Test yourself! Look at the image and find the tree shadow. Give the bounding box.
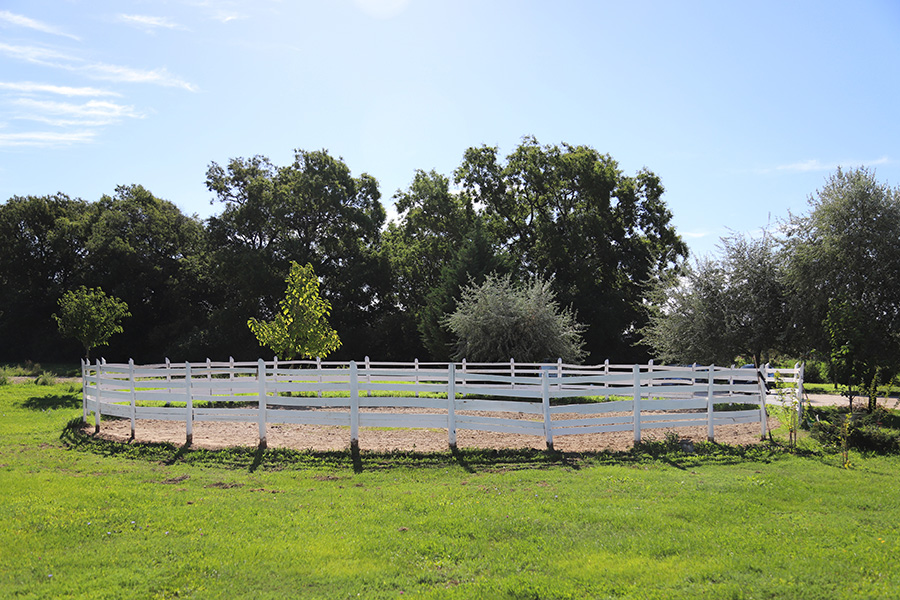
[21,393,81,411]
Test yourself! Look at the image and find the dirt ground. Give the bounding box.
[87,407,780,453]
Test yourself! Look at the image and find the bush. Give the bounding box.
[809,407,900,454]
[35,372,57,386]
[443,274,586,363]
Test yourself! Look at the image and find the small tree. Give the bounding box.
[53,286,130,361]
[443,273,586,363]
[247,261,341,359]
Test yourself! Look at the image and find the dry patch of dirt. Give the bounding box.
[87,406,779,453]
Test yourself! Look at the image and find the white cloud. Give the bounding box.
[678,230,709,239]
[0,81,121,97]
[0,42,197,92]
[0,130,96,147]
[0,10,80,40]
[774,156,892,173]
[13,98,144,126]
[117,14,184,31]
[81,63,198,92]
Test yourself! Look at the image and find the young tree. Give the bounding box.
[247,262,341,359]
[443,273,586,363]
[783,167,900,410]
[53,286,130,361]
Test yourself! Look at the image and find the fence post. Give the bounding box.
[632,364,641,443]
[257,358,267,449]
[350,361,360,452]
[447,363,457,450]
[556,358,563,391]
[207,357,212,396]
[510,357,515,390]
[461,358,467,386]
[129,358,136,440]
[707,365,715,442]
[81,359,88,424]
[185,362,193,446]
[604,359,610,400]
[415,358,420,398]
[317,356,323,397]
[95,359,102,434]
[164,357,172,407]
[757,364,769,439]
[542,370,553,451]
[796,362,805,421]
[365,356,371,397]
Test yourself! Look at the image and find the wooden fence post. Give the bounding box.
[757,364,769,440]
[447,363,457,450]
[95,359,102,434]
[317,356,322,398]
[258,358,267,449]
[81,359,88,424]
[556,358,563,391]
[350,361,359,451]
[129,358,136,440]
[632,364,641,443]
[707,365,715,442]
[542,370,553,451]
[185,362,193,446]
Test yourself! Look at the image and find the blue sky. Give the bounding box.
[1,0,898,258]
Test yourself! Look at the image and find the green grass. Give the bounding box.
[2,382,899,599]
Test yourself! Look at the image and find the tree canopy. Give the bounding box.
[247,262,341,360]
[53,286,130,360]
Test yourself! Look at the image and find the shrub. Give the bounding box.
[35,372,57,386]
[443,274,586,363]
[809,407,900,454]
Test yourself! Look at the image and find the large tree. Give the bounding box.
[53,286,130,361]
[454,137,687,362]
[204,149,390,359]
[641,231,789,366]
[0,194,89,361]
[783,167,900,410]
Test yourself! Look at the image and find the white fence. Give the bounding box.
[80,358,800,450]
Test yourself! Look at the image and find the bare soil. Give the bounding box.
[87,407,780,453]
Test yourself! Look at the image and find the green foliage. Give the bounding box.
[809,406,900,455]
[52,286,130,360]
[642,230,788,366]
[444,273,586,363]
[247,261,341,359]
[784,167,900,411]
[455,137,687,362]
[34,372,56,386]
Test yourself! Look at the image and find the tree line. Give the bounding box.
[641,167,900,411]
[0,137,687,365]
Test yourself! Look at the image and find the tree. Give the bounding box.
[783,167,900,411]
[443,273,586,363]
[454,137,687,362]
[0,194,88,361]
[247,262,341,359]
[641,231,789,366]
[204,149,388,359]
[53,286,130,360]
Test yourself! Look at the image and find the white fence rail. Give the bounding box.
[81,358,799,450]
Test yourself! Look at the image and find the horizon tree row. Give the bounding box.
[0,137,688,364]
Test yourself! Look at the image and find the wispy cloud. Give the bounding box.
[0,81,121,97]
[0,10,80,40]
[81,63,197,91]
[773,156,893,173]
[117,14,184,31]
[0,130,96,148]
[0,42,197,92]
[13,98,144,127]
[679,230,709,240]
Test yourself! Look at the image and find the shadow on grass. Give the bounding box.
[21,393,81,411]
[59,417,793,472]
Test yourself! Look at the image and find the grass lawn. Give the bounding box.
[1,381,898,599]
